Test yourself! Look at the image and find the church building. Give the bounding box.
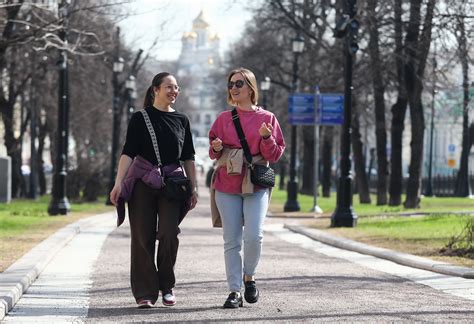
[176,10,223,138]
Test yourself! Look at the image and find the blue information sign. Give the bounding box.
[288,93,315,125]
[317,93,344,125]
[288,92,344,125]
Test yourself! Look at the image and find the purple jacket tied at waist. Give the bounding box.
[116,155,191,227]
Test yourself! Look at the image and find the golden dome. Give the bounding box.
[182,31,197,39]
[192,10,210,29]
[209,33,220,41]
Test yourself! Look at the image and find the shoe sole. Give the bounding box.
[137,303,153,309]
[244,280,259,304]
[223,300,243,308]
[244,295,258,303]
[244,290,259,303]
[163,301,176,307]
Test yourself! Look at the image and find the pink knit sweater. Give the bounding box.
[209,107,286,194]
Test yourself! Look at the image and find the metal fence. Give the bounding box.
[366,174,474,197]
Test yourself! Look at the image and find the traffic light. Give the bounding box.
[334,14,350,38]
[348,18,359,55]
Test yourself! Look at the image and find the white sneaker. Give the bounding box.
[162,289,176,306]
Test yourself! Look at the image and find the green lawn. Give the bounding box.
[352,214,472,243]
[270,185,474,267]
[269,185,474,216]
[0,195,113,237]
[0,196,114,272]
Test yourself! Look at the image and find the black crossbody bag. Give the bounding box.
[231,108,275,188]
[141,110,193,201]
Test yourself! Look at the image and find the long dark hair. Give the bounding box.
[143,72,171,108]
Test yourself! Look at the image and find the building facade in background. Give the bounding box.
[176,10,223,138]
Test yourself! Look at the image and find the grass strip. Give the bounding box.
[0,196,114,272]
[269,185,474,267]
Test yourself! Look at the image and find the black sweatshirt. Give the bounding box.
[121,106,195,166]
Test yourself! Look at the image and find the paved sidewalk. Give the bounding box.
[1,184,473,321]
[285,224,474,279]
[0,212,116,321]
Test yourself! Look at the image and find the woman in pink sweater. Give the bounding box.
[209,68,285,308]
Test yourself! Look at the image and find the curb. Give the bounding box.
[284,224,474,279]
[267,211,330,219]
[0,212,115,321]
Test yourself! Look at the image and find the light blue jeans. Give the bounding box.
[215,189,269,292]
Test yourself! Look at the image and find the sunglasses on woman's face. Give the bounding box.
[227,80,245,90]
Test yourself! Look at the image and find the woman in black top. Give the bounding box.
[109,72,198,308]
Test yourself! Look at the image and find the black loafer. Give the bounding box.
[223,292,243,308]
[244,280,259,303]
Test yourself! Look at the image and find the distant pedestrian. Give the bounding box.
[205,162,216,188]
[109,72,198,309]
[208,68,285,308]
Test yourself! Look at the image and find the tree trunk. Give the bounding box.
[0,3,26,198]
[404,95,424,208]
[1,94,24,198]
[389,0,408,206]
[37,117,49,195]
[389,98,407,206]
[351,97,371,203]
[403,0,435,208]
[470,123,474,144]
[454,12,472,197]
[367,0,388,205]
[321,126,334,197]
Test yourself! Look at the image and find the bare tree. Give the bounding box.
[0,0,31,197]
[446,0,473,197]
[366,0,389,205]
[0,0,150,199]
[403,0,436,208]
[389,0,408,206]
[351,95,371,203]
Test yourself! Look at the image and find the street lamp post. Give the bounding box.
[126,75,137,123]
[29,51,38,200]
[260,76,271,110]
[425,89,437,197]
[425,48,437,197]
[312,86,323,213]
[106,29,124,205]
[284,34,305,212]
[48,0,71,215]
[331,0,358,227]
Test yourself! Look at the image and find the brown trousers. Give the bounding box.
[128,180,181,303]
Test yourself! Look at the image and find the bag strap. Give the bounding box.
[140,109,162,166]
[231,108,253,165]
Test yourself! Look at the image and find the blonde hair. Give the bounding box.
[226,68,259,106]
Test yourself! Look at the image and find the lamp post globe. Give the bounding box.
[126,75,137,122]
[284,34,305,212]
[113,57,124,73]
[125,74,136,91]
[261,76,271,91]
[260,76,270,109]
[292,35,305,54]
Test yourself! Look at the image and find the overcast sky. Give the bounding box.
[119,0,259,61]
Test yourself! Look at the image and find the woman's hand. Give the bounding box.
[259,122,273,139]
[211,137,223,152]
[109,182,122,206]
[189,190,198,210]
